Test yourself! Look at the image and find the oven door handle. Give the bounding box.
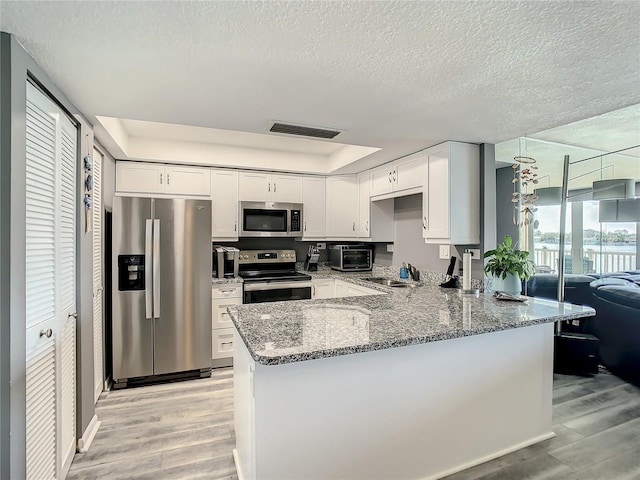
[243,281,313,292]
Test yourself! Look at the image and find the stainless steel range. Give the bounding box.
[239,249,313,304]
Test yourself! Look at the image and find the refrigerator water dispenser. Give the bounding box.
[118,255,145,291]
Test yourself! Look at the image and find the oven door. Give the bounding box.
[243,281,312,304]
[341,250,372,271]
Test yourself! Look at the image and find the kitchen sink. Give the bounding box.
[362,277,422,288]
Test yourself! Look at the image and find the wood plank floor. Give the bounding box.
[69,367,640,479]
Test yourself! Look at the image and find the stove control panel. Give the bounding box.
[239,249,297,263]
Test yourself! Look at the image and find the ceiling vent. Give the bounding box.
[269,122,341,139]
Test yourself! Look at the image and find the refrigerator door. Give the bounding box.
[112,197,154,380]
[153,199,212,375]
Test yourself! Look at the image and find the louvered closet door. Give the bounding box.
[92,148,104,403]
[25,82,78,480]
[58,116,77,477]
[25,83,58,480]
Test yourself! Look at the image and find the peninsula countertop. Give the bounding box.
[227,273,596,366]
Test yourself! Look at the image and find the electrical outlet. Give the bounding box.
[386,244,394,253]
[439,244,450,259]
[316,242,326,250]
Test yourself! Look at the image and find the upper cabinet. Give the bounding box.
[211,169,239,240]
[116,162,211,197]
[326,175,358,238]
[370,152,425,198]
[302,176,326,238]
[422,142,480,245]
[238,171,302,203]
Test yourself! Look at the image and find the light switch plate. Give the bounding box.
[386,244,394,252]
[316,242,326,250]
[439,244,450,259]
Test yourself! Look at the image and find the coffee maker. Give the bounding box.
[213,246,240,278]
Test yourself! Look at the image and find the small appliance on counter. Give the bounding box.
[329,245,373,272]
[213,245,240,278]
[304,245,320,271]
[439,256,460,288]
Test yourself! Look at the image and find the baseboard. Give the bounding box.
[77,414,102,453]
[426,431,556,480]
[232,449,246,480]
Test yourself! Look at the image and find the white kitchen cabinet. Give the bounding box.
[357,172,394,242]
[370,152,425,198]
[302,176,326,238]
[211,169,239,240]
[357,172,371,238]
[116,161,210,197]
[212,283,243,367]
[238,171,302,203]
[311,278,335,299]
[212,328,235,360]
[422,141,480,245]
[326,175,358,238]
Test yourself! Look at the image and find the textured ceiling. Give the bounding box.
[2,0,639,172]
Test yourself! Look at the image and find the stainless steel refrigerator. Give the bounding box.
[112,197,212,387]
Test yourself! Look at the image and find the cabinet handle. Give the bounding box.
[40,328,53,338]
[268,182,271,192]
[160,173,163,184]
[304,221,307,232]
[353,221,356,231]
[68,312,77,319]
[220,289,235,294]
[393,170,396,182]
[274,182,276,193]
[313,285,316,296]
[423,216,427,230]
[388,172,392,183]
[366,221,369,232]
[167,173,170,185]
[221,342,233,346]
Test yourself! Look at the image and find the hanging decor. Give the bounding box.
[83,133,93,233]
[511,136,539,228]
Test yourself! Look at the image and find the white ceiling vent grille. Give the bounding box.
[269,122,341,139]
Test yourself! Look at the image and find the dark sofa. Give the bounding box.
[525,271,640,382]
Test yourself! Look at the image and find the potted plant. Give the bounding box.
[483,235,535,294]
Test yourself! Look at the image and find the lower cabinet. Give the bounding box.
[212,283,243,367]
[312,278,335,299]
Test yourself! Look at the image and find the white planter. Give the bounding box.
[490,273,522,295]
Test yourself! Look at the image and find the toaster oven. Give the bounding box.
[328,245,373,272]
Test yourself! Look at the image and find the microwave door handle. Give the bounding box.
[145,219,153,319]
[153,219,161,318]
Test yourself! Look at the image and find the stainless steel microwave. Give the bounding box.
[329,245,373,272]
[240,202,303,237]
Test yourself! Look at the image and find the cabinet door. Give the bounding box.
[302,176,326,237]
[326,176,358,237]
[165,165,211,196]
[272,173,302,203]
[238,171,271,201]
[312,279,335,299]
[395,154,425,192]
[370,164,394,197]
[424,151,450,240]
[212,328,235,360]
[357,172,371,238]
[116,162,164,194]
[211,169,239,239]
[212,297,242,329]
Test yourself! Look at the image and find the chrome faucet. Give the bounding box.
[407,263,419,282]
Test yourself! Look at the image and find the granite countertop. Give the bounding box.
[227,273,596,366]
[212,276,243,285]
